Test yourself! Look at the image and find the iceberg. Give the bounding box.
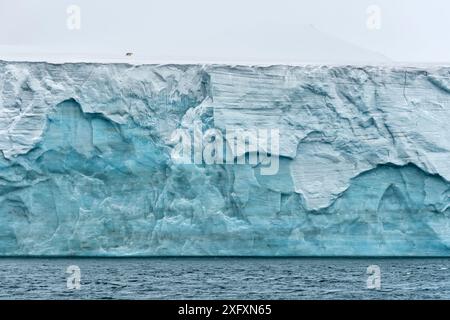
[0,60,449,256]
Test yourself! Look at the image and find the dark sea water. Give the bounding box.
[0,258,449,300]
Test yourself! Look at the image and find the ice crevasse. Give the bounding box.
[0,60,449,256]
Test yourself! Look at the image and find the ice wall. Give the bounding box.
[0,60,449,256]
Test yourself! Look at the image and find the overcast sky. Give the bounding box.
[0,0,449,64]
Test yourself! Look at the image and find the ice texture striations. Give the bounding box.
[0,61,450,256]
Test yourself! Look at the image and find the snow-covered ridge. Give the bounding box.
[0,60,449,256]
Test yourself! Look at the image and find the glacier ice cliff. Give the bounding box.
[0,60,449,256]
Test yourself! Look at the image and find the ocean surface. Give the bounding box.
[0,258,449,299]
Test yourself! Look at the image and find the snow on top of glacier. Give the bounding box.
[0,24,391,66]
